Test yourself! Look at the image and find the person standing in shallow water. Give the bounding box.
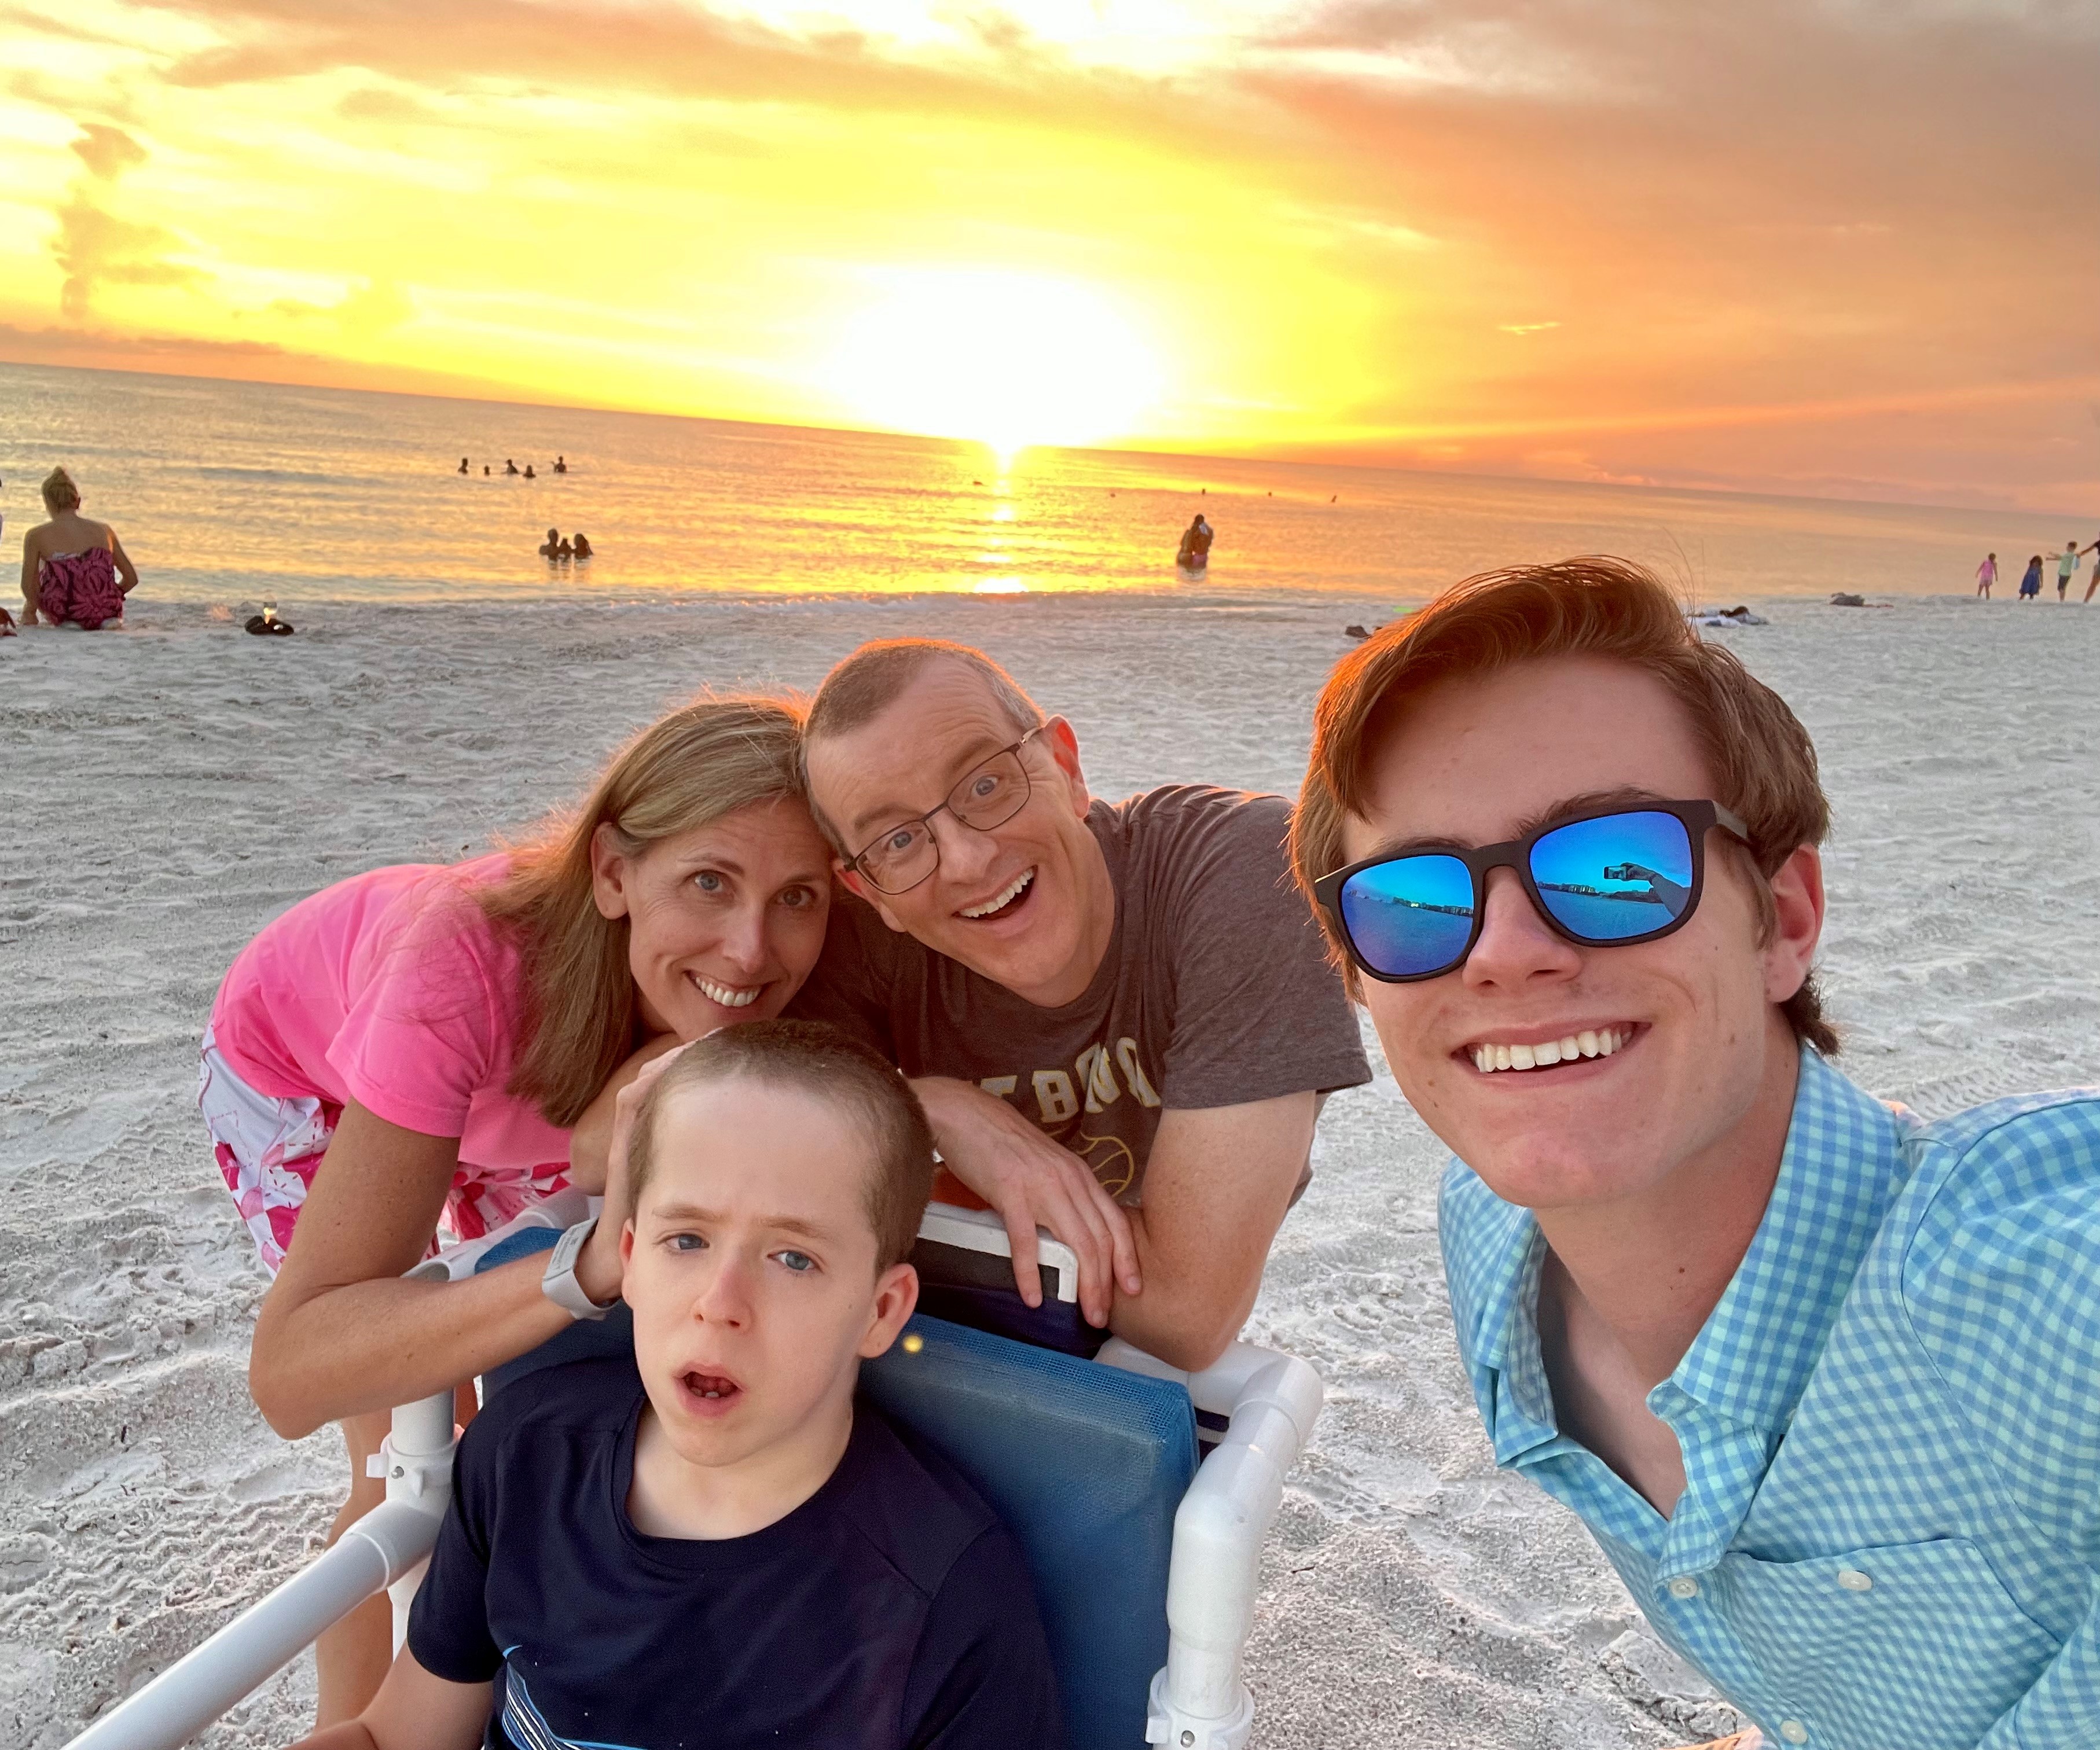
[19,466,138,630]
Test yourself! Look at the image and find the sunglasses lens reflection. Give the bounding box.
[1530,811,1694,942]
[1341,853,1475,979]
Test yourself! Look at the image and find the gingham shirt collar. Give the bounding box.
[1462,1047,1911,1478]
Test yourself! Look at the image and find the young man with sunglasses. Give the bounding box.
[792,639,1369,1370]
[1292,558,2100,1750]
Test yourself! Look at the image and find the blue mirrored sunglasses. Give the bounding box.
[1312,800,1753,983]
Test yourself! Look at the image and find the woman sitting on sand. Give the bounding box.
[18,466,138,630]
[200,697,834,1725]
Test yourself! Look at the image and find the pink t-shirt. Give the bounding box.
[208,856,571,1175]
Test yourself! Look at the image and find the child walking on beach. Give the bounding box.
[292,1021,1062,1750]
[1974,552,1996,597]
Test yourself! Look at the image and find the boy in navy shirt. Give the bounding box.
[297,1020,1063,1750]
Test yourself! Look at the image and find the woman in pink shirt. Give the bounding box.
[200,694,833,1723]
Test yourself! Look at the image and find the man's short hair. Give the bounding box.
[1290,557,1838,1054]
[627,1020,937,1270]
[799,641,1047,850]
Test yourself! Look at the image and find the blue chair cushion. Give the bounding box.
[861,1315,1198,1750]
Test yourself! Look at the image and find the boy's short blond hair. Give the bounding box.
[627,1020,936,1270]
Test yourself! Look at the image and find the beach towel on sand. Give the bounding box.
[38,547,123,629]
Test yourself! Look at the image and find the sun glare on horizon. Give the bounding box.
[824,270,1166,458]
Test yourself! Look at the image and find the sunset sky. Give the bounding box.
[0,0,2092,509]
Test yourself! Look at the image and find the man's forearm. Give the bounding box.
[1103,1208,1260,1371]
[1104,1095,1318,1373]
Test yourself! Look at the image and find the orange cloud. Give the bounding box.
[0,0,2089,509]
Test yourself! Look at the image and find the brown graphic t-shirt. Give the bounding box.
[788,785,1371,1204]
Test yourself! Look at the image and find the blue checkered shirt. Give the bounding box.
[1441,1048,2100,1749]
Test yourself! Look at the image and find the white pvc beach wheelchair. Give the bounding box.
[60,1195,1323,1750]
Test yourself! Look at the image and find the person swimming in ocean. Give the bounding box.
[554,455,568,474]
[458,457,469,475]
[539,528,571,560]
[524,464,537,480]
[570,532,592,559]
[505,459,520,476]
[1176,514,1214,570]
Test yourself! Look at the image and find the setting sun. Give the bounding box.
[823,270,1166,458]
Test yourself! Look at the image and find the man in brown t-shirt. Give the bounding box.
[792,639,1369,1371]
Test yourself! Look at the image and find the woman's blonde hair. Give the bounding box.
[42,467,80,512]
[478,694,809,1127]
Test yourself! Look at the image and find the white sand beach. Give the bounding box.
[3,590,2097,1748]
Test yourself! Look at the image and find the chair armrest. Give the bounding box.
[1096,1339,1323,1750]
[916,1200,1081,1306]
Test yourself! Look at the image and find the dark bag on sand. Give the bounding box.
[245,614,295,635]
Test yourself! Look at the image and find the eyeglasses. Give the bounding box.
[847,727,1046,895]
[1312,800,1752,983]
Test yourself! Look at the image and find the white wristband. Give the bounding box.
[542,1217,613,1321]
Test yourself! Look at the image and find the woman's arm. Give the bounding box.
[291,1648,491,1750]
[111,529,139,594]
[250,1101,613,1438]
[19,527,38,623]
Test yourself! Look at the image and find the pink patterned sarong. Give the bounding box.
[38,546,124,629]
[198,1028,571,1276]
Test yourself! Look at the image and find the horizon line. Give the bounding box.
[0,347,2086,528]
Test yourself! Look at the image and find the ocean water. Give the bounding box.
[0,359,2053,608]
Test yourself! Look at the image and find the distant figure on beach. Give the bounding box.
[1176,514,1214,570]
[18,466,138,631]
[482,465,490,476]
[1294,557,2100,1750]
[2084,534,2099,602]
[554,455,567,473]
[570,531,592,559]
[1975,552,1996,598]
[539,527,570,559]
[505,458,519,476]
[457,457,468,475]
[2018,554,2043,600]
[2055,541,2079,599]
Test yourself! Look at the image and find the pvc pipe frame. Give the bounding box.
[63,1334,1315,1750]
[1097,1338,1325,1750]
[61,1392,457,1750]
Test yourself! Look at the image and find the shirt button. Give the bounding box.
[1780,1721,1809,1744]
[1837,1568,1873,1593]
[1666,1576,1700,1600]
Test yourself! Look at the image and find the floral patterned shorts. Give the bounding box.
[199,1027,570,1276]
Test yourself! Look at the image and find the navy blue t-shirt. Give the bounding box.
[408,1356,1064,1750]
